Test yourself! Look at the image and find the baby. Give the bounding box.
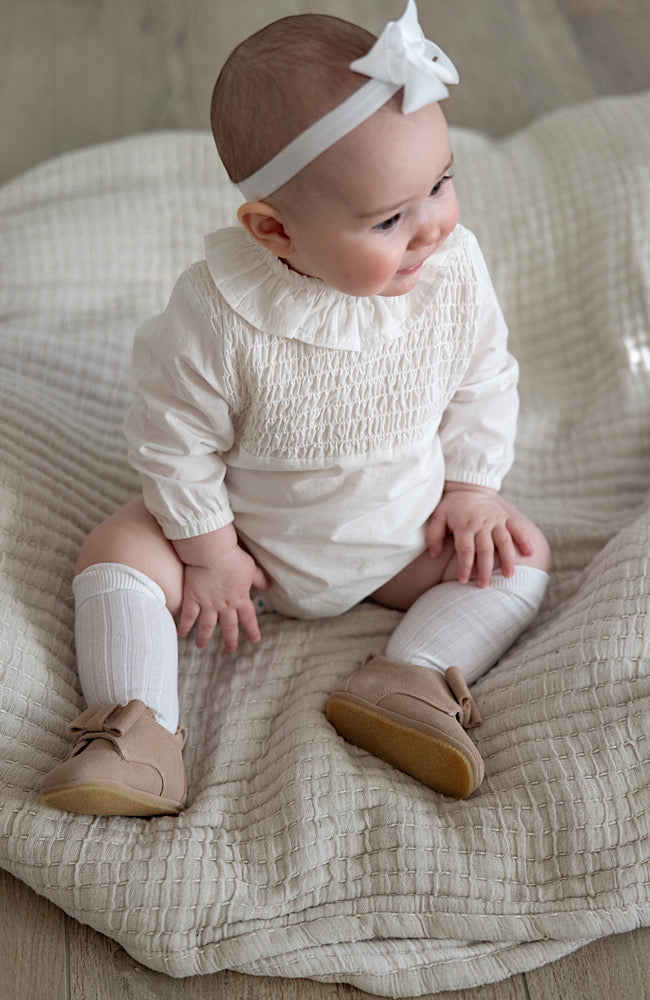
[41,1,550,816]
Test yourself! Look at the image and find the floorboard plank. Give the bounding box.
[0,0,55,183]
[51,0,204,159]
[417,0,599,135]
[524,926,650,1000]
[564,10,650,93]
[0,868,67,1000]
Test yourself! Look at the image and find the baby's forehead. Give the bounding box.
[304,102,451,201]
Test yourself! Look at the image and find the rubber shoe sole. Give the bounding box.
[41,780,184,817]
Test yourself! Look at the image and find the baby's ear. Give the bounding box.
[237,202,292,257]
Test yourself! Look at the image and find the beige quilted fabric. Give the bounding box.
[1,93,648,996]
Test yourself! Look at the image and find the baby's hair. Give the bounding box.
[211,14,377,187]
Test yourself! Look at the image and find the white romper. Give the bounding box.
[124,224,519,618]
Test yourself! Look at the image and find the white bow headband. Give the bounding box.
[238,0,458,201]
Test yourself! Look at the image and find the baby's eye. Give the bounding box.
[373,213,401,233]
[430,174,453,197]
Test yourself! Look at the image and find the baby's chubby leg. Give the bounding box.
[72,497,185,733]
[41,497,188,816]
[75,495,185,615]
[380,503,550,682]
[326,504,551,799]
[371,501,550,611]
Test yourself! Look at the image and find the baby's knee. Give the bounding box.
[76,518,120,575]
[76,497,149,573]
[74,497,184,612]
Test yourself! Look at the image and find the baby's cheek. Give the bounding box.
[358,255,403,295]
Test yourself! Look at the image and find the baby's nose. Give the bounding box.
[409,207,439,250]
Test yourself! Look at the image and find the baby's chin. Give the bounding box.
[376,272,424,298]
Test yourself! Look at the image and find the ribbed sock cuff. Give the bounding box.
[489,566,550,601]
[73,562,166,606]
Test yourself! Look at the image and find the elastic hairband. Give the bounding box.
[238,0,458,201]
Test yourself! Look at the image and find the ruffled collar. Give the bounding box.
[204,225,465,351]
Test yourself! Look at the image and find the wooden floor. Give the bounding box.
[1,2,649,998]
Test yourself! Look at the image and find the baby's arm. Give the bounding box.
[426,482,534,588]
[124,270,275,651]
[173,524,271,652]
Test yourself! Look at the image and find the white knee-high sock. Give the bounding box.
[72,563,179,733]
[385,566,549,685]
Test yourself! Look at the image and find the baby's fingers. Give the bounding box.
[218,601,263,652]
[252,564,273,591]
[238,600,263,646]
[506,517,534,558]
[453,530,477,584]
[425,510,448,558]
[492,523,516,580]
[218,608,241,653]
[195,606,219,650]
[474,528,496,587]
[178,597,200,640]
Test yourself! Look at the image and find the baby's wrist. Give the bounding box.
[172,522,239,568]
[443,480,497,497]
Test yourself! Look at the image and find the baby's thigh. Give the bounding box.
[370,504,551,612]
[75,496,184,614]
[497,499,552,573]
[370,536,457,611]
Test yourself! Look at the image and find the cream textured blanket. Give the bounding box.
[1,93,649,997]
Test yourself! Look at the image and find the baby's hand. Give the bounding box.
[176,538,271,652]
[426,484,534,588]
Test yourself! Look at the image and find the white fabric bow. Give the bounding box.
[238,0,458,201]
[350,0,458,114]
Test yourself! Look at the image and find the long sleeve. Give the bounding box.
[438,240,519,489]
[124,265,236,539]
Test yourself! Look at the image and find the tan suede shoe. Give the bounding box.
[326,656,484,799]
[41,700,187,816]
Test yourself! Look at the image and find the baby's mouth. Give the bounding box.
[396,260,424,276]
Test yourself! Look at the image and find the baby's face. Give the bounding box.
[279,101,459,298]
